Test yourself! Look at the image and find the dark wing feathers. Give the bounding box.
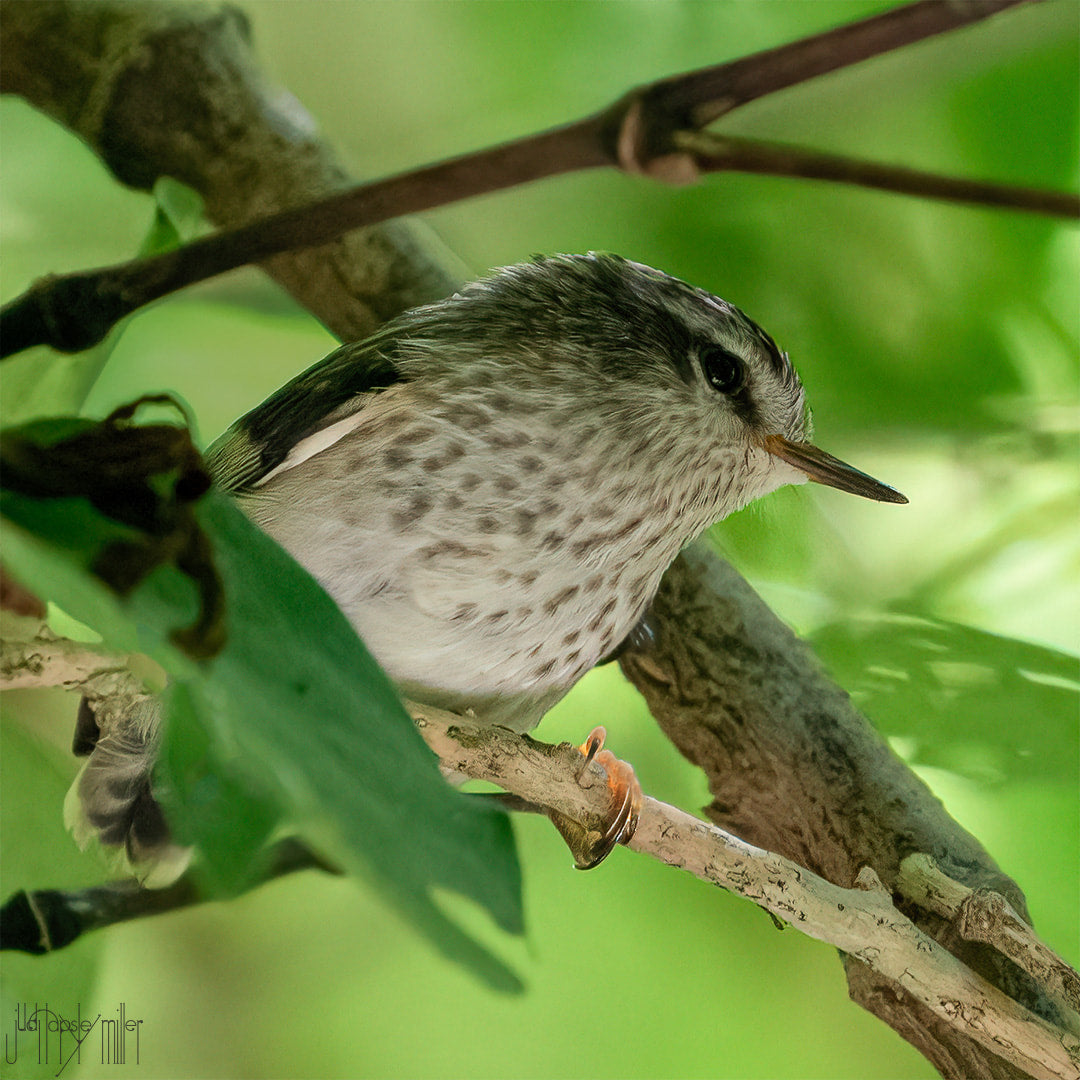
[206,334,404,493]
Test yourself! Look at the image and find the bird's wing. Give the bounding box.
[206,332,405,494]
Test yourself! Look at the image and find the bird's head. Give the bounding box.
[392,253,906,511]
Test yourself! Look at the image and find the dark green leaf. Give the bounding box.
[1,414,523,990]
[167,492,525,968]
[157,681,282,897]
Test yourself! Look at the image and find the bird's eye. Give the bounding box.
[700,346,746,395]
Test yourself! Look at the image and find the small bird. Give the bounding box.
[72,253,906,872]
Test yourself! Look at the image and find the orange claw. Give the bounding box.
[554,725,642,870]
[579,725,607,768]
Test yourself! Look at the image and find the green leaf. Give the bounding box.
[157,680,282,896]
[1,429,524,990]
[170,492,525,982]
[1,179,206,427]
[0,340,120,428]
[142,178,205,258]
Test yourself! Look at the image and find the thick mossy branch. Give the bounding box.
[0,0,462,345]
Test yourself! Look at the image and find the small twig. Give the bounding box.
[637,0,1035,128]
[0,837,336,954]
[1,0,1059,359]
[674,132,1080,217]
[899,852,1080,1024]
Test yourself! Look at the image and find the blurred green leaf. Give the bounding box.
[811,613,1079,783]
[0,340,120,429]
[0,177,207,428]
[155,488,526,988]
[142,178,206,258]
[157,680,282,896]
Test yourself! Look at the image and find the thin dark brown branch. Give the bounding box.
[1,0,1060,360]
[677,132,1080,217]
[644,0,1037,127]
[0,838,337,954]
[0,120,605,358]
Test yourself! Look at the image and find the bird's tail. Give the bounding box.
[64,695,191,887]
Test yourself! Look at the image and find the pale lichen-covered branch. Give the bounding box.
[415,707,1079,1080]
[899,853,1080,1025]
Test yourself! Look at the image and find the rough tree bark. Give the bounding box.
[1,3,1073,1078]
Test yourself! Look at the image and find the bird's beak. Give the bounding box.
[763,434,908,504]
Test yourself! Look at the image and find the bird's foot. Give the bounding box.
[547,726,642,870]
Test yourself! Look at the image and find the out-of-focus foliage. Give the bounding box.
[1,179,206,426]
[812,613,1079,784]
[1,2,1076,1078]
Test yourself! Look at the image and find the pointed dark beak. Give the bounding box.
[763,434,908,504]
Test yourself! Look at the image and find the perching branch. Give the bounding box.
[2,630,1077,1080]
[2,0,1069,359]
[618,547,1074,1079]
[420,712,1078,1080]
[0,619,153,730]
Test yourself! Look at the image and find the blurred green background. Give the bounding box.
[1,1,1076,1077]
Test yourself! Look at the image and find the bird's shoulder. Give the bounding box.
[206,332,405,493]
